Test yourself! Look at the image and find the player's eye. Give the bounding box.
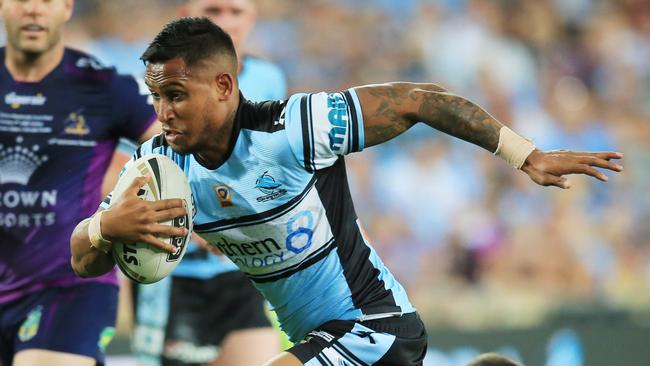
[168,92,184,102]
[150,93,161,101]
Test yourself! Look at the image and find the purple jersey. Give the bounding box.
[0,48,156,303]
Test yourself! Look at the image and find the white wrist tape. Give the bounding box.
[493,126,536,169]
[88,210,112,254]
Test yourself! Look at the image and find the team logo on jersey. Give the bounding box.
[255,171,287,202]
[0,136,49,185]
[64,110,90,136]
[213,184,233,207]
[18,306,43,342]
[98,327,115,352]
[4,92,47,109]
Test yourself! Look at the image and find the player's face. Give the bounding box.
[0,0,73,55]
[145,57,235,156]
[180,0,255,53]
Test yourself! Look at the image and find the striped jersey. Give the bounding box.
[104,89,415,341]
[173,55,287,279]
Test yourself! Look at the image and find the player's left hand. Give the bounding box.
[521,150,623,189]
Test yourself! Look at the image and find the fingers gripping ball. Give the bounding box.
[110,155,194,284]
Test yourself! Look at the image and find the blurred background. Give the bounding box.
[5,0,650,364]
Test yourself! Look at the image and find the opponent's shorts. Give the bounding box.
[289,312,427,366]
[0,283,118,366]
[133,270,272,366]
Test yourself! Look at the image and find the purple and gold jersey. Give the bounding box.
[0,48,156,303]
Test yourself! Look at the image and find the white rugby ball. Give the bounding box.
[109,154,194,284]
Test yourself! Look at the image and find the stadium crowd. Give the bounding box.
[11,0,648,332]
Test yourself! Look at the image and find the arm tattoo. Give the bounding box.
[359,83,502,151]
[417,91,502,152]
[363,85,416,146]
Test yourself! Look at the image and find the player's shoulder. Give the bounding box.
[63,48,141,86]
[62,47,116,79]
[236,95,287,133]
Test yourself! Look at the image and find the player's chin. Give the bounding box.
[17,41,48,54]
[164,132,188,150]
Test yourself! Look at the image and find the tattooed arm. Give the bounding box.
[354,82,623,188]
[356,82,500,151]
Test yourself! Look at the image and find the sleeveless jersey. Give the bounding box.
[103,90,415,341]
[0,48,156,303]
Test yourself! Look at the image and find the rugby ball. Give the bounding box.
[109,154,194,284]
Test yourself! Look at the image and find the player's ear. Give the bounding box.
[64,0,74,22]
[215,72,234,101]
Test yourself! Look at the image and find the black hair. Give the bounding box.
[141,17,237,67]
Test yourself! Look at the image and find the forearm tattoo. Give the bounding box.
[362,83,502,152]
[418,91,502,152]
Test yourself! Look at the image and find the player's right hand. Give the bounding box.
[101,175,188,252]
[521,150,623,189]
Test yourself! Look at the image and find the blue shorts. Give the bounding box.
[289,312,427,366]
[0,282,118,366]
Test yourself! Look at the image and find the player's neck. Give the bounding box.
[5,43,65,82]
[195,99,240,170]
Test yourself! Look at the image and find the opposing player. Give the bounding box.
[0,0,158,365]
[70,18,623,366]
[131,1,286,365]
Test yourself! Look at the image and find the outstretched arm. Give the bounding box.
[355,82,623,188]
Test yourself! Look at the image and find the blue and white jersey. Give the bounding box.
[104,90,415,342]
[173,55,287,279]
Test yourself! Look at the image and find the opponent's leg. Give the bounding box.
[9,283,117,366]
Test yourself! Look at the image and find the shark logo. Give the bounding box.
[255,171,286,202]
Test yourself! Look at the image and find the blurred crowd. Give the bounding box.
[12,0,650,331]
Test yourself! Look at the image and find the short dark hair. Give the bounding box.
[141,17,237,67]
[467,353,523,366]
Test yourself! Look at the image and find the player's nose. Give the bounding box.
[156,100,174,123]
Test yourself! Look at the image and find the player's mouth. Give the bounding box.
[163,128,184,144]
[20,24,47,37]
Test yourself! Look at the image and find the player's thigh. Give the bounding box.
[9,283,118,365]
[13,349,95,366]
[210,327,280,366]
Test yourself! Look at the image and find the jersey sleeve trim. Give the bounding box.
[343,89,365,152]
[300,95,316,173]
